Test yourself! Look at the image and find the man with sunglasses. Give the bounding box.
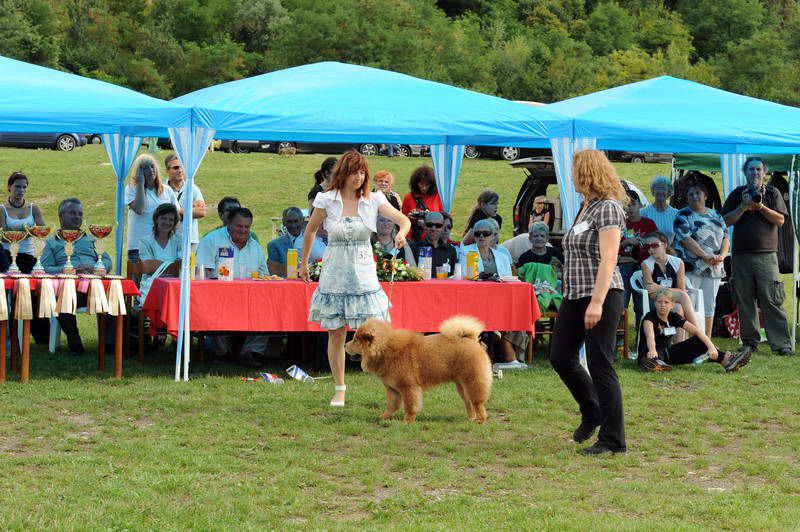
[165,154,206,252]
[400,211,457,278]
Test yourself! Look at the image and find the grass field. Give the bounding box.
[0,146,798,530]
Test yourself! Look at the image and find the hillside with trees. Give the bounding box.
[2,0,799,104]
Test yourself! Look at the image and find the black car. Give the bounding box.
[219,139,273,153]
[0,132,87,151]
[607,151,673,164]
[511,157,649,246]
[464,145,550,162]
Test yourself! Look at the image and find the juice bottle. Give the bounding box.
[466,251,479,280]
[286,249,299,279]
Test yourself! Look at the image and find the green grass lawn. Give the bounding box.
[1,146,798,529]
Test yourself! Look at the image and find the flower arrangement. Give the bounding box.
[307,247,424,283]
[308,259,323,281]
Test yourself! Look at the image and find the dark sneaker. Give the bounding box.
[722,350,751,372]
[579,442,626,455]
[573,419,600,443]
[775,348,794,357]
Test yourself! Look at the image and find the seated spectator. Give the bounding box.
[400,211,457,277]
[640,176,679,244]
[39,198,112,355]
[373,170,402,210]
[619,191,657,331]
[196,207,268,367]
[371,214,416,265]
[529,195,552,230]
[267,206,325,277]
[638,289,750,373]
[458,219,513,277]
[462,190,502,245]
[207,196,261,243]
[138,203,182,302]
[1,171,45,273]
[401,165,443,240]
[673,183,728,337]
[517,222,563,268]
[640,231,698,339]
[459,219,525,366]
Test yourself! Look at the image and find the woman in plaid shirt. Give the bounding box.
[550,150,628,455]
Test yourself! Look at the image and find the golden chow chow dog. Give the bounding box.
[345,315,492,423]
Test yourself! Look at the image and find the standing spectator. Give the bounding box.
[721,157,792,356]
[618,191,657,330]
[550,150,628,456]
[126,154,178,262]
[373,170,402,210]
[462,190,502,244]
[1,171,46,273]
[308,157,337,213]
[673,183,729,337]
[165,154,205,252]
[401,165,443,241]
[640,176,679,244]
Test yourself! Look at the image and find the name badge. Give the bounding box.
[659,278,673,287]
[662,327,676,336]
[573,221,590,234]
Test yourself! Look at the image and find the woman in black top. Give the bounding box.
[517,221,563,268]
[307,157,338,212]
[639,289,750,372]
[462,190,502,244]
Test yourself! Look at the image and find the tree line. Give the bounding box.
[2,0,799,105]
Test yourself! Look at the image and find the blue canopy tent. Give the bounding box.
[0,54,192,273]
[168,61,573,380]
[545,75,800,349]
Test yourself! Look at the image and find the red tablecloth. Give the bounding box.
[3,277,139,296]
[143,278,540,335]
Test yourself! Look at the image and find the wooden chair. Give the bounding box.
[125,260,147,362]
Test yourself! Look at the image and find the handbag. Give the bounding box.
[134,260,175,311]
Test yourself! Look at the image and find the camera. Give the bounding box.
[746,184,764,204]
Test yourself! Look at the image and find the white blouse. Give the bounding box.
[312,189,388,232]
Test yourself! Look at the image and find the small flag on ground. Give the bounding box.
[261,372,284,384]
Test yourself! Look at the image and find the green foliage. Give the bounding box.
[1,0,799,104]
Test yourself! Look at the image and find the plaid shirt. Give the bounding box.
[562,198,625,300]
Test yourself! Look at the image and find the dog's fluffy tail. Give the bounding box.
[439,315,484,342]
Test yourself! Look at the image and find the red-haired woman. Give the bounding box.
[300,151,411,408]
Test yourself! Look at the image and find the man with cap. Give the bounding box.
[400,211,458,278]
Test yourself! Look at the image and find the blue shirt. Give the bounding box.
[40,233,112,274]
[267,232,326,265]
[458,243,514,277]
[640,204,679,244]
[196,226,267,279]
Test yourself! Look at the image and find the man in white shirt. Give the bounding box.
[165,154,206,252]
[195,207,269,366]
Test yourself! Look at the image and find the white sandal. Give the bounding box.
[330,385,346,407]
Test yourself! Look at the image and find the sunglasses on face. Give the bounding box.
[646,242,661,250]
[425,222,443,228]
[168,165,181,171]
[474,231,493,238]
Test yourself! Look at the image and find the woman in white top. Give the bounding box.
[137,203,182,304]
[1,171,46,273]
[300,151,410,408]
[126,154,178,262]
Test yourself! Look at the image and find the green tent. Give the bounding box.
[673,153,799,172]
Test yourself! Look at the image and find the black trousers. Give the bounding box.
[638,335,708,367]
[550,290,626,451]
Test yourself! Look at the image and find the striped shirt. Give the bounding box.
[562,198,625,300]
[640,204,679,244]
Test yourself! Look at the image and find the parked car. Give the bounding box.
[0,132,87,151]
[271,141,381,156]
[607,151,673,164]
[464,145,550,161]
[510,157,649,247]
[219,140,273,153]
[391,144,429,157]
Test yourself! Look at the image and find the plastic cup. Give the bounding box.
[436,266,448,279]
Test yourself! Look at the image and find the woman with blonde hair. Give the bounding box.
[126,153,178,262]
[550,150,628,455]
